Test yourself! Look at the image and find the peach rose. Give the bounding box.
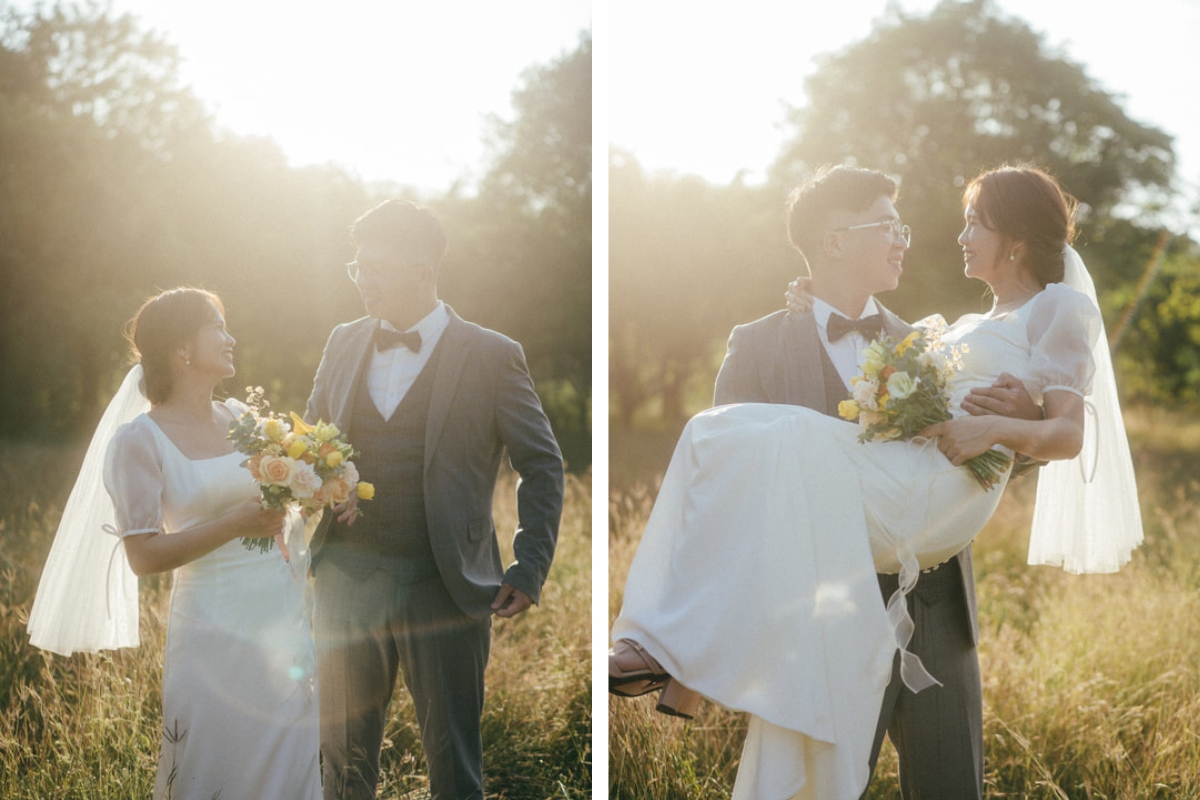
[259,454,296,486]
[246,452,265,482]
[323,477,351,505]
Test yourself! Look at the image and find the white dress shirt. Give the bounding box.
[812,296,883,389]
[367,302,450,420]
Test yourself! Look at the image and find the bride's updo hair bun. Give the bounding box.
[124,287,224,405]
[964,165,1077,286]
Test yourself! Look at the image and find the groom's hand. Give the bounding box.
[333,495,360,524]
[491,583,533,618]
[962,372,1042,421]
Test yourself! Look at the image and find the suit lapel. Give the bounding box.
[781,312,832,410]
[424,307,470,469]
[328,320,376,430]
[877,301,914,342]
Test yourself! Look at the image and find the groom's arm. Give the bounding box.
[494,339,565,611]
[714,324,768,406]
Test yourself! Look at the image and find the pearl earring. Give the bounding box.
[1009,252,1016,261]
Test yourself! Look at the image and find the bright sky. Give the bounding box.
[611,0,1200,234]
[94,0,591,192]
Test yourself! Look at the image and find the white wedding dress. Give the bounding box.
[612,282,1130,800]
[104,400,322,800]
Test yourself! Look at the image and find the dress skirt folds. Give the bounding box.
[612,402,1008,799]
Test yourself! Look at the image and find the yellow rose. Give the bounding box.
[288,439,309,460]
[838,399,860,421]
[325,451,344,468]
[356,481,375,500]
[264,418,287,441]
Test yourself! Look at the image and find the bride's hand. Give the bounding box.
[785,276,815,314]
[228,498,287,540]
[919,416,999,466]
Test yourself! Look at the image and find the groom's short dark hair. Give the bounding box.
[352,199,448,267]
[786,165,899,266]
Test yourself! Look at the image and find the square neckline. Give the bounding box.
[144,400,243,463]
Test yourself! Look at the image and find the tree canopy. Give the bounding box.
[610,0,1198,427]
[0,3,592,470]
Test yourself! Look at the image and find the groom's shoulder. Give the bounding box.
[447,307,522,355]
[731,309,807,341]
[875,301,915,333]
[325,316,374,343]
[332,316,373,333]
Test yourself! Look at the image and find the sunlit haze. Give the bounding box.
[80,0,591,192]
[611,0,1200,232]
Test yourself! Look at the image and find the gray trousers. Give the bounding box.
[314,555,491,800]
[863,560,984,800]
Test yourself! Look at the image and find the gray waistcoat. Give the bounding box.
[325,340,444,570]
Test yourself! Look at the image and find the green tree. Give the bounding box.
[769,0,1176,323]
[609,152,792,426]
[441,33,592,470]
[1110,236,1200,404]
[0,1,209,435]
[0,2,372,436]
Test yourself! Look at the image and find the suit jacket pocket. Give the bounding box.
[468,517,492,542]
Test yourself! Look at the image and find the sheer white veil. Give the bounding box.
[1027,246,1144,573]
[27,364,150,655]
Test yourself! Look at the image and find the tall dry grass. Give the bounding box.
[0,442,590,799]
[609,407,1200,799]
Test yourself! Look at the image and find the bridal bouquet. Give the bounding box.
[837,324,1012,490]
[228,386,375,552]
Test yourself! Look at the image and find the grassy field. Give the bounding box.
[608,406,1200,799]
[0,443,591,799]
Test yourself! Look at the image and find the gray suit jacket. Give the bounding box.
[305,306,565,619]
[713,307,979,645]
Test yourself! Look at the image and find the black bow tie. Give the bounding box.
[374,327,422,353]
[827,312,884,343]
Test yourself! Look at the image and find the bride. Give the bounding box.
[609,165,1143,799]
[27,288,322,799]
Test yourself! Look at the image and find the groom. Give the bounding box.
[714,165,1037,799]
[305,199,565,800]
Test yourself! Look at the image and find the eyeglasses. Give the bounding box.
[345,260,425,283]
[833,219,912,246]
